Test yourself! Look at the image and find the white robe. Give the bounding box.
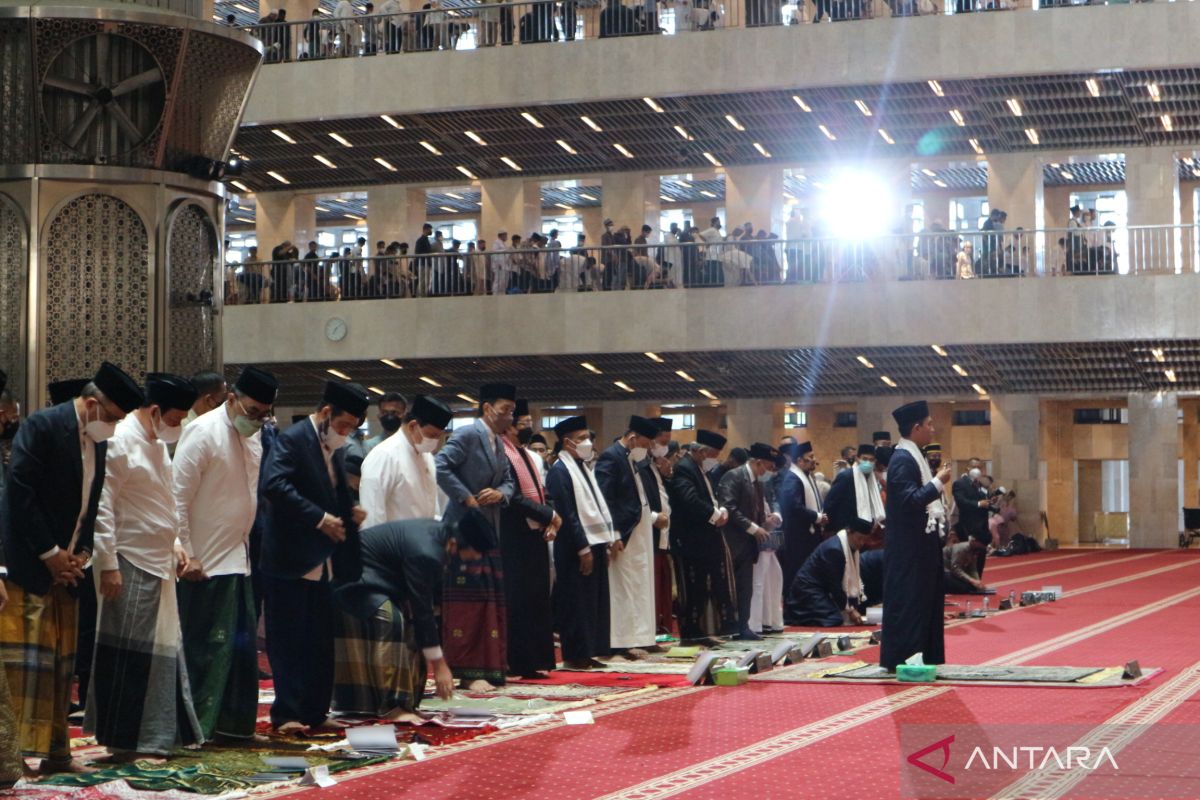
[359,430,441,526]
[609,457,657,649]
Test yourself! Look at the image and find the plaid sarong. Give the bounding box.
[85,557,204,754]
[443,547,507,685]
[332,600,426,716]
[0,582,77,760]
[0,627,23,783]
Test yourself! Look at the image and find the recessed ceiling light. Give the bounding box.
[555,203,573,210]
[380,359,403,369]
[933,179,948,188]
[932,345,948,357]
[234,217,254,223]
[343,214,363,221]
[1025,128,1040,144]
[1060,170,1074,180]
[230,180,250,192]
[753,142,772,158]
[613,143,634,159]
[972,383,988,396]
[374,157,397,171]
[856,355,875,369]
[267,170,289,184]
[326,368,351,380]
[521,112,544,128]
[500,156,522,171]
[1166,369,1178,383]
[419,376,443,387]
[675,370,695,382]
[643,97,664,113]
[700,190,717,198]
[1006,98,1023,117]
[419,141,442,155]
[725,114,745,131]
[922,168,937,177]
[313,154,337,168]
[457,393,477,404]
[855,99,872,117]
[792,95,812,112]
[702,152,723,166]
[659,194,672,202]
[381,114,404,129]
[1162,114,1174,132]
[368,386,385,396]
[673,125,692,141]
[1151,348,1165,362]
[698,388,718,400]
[464,130,487,145]
[949,109,965,127]
[556,139,578,154]
[328,132,353,147]
[439,205,456,212]
[580,362,602,374]
[457,165,478,179]
[969,138,984,155]
[446,192,463,199]
[579,192,597,201]
[1085,78,1101,97]
[881,376,898,388]
[952,364,969,377]
[271,128,295,143]
[677,180,691,187]
[928,80,944,97]
[1148,82,1162,102]
[644,352,664,362]
[877,129,894,145]
[614,380,635,393]
[819,124,836,141]
[580,115,602,132]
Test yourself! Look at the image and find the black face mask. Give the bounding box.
[928,458,942,470]
[517,428,534,446]
[379,413,402,433]
[1,421,17,440]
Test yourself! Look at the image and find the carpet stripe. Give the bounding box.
[981,552,1091,573]
[988,551,1157,587]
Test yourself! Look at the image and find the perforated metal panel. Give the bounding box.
[166,203,218,376]
[43,194,150,384]
[0,193,28,406]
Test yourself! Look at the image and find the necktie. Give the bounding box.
[752,478,765,525]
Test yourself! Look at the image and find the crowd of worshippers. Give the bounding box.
[0,363,1025,781]
[228,218,795,304]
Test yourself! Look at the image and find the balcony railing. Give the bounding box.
[224,224,1195,304]
[240,0,1120,63]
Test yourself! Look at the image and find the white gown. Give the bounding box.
[608,459,657,649]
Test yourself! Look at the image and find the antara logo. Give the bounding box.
[907,734,1120,785]
[907,735,956,784]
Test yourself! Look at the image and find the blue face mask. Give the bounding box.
[857,460,875,475]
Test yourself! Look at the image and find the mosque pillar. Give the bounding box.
[1041,399,1077,546]
[856,395,899,449]
[989,394,1043,543]
[724,164,784,237]
[255,191,317,257]
[987,153,1045,272]
[594,400,650,444]
[479,178,541,241]
[367,185,426,256]
[1124,146,1181,273]
[601,172,660,235]
[724,398,778,450]
[1127,392,1180,548]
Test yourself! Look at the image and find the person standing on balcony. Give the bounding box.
[334,0,355,56]
[601,219,617,290]
[697,216,725,287]
[490,231,511,295]
[378,0,403,52]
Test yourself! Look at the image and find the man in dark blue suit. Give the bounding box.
[261,380,369,734]
[777,441,827,596]
[0,362,142,774]
[881,401,953,672]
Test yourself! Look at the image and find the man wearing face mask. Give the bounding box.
[643,417,676,635]
[359,394,451,527]
[823,444,886,537]
[435,382,517,689]
[0,361,142,775]
[719,443,783,641]
[953,458,992,547]
[173,365,278,744]
[667,432,735,645]
[357,392,407,459]
[546,416,618,669]
[777,441,828,601]
[261,380,370,734]
[182,371,227,429]
[595,415,662,657]
[87,373,203,760]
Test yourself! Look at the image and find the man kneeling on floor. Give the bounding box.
[783,516,879,627]
[943,529,992,595]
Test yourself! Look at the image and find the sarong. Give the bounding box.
[333,600,426,716]
[176,574,258,739]
[442,547,507,684]
[0,582,77,760]
[0,624,24,782]
[85,556,204,753]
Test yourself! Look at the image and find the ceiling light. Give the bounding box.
[1085,78,1101,97]
[581,362,602,374]
[419,376,443,387]
[949,109,965,127]
[700,190,717,198]
[792,95,812,112]
[521,112,544,128]
[457,165,478,179]
[674,125,692,140]
[613,143,634,158]
[660,194,672,202]
[933,179,948,188]
[555,203,573,210]
[271,128,295,143]
[1162,114,1174,132]
[881,376,898,388]
[1148,82,1162,102]
[970,383,988,396]
[969,138,984,155]
[818,124,836,141]
[675,370,695,382]
[753,142,772,158]
[579,192,597,201]
[419,141,442,155]
[676,180,691,187]
[856,355,875,369]
[439,205,456,213]
[374,157,397,171]
[500,156,522,171]
[643,97,665,113]
[267,170,289,184]
[698,389,719,400]
[725,114,745,131]
[234,217,253,223]
[952,364,969,377]
[1151,348,1165,362]
[556,139,578,154]
[703,152,723,166]
[922,168,937,177]
[877,129,894,145]
[326,368,351,380]
[1025,128,1040,144]
[580,115,602,132]
[381,114,404,129]
[233,3,256,12]
[313,154,337,168]
[614,381,635,393]
[464,130,487,145]
[932,345,948,357]
[230,180,249,192]
[1060,170,1074,180]
[855,99,872,117]
[343,214,363,221]
[1166,369,1178,383]
[380,359,403,369]
[1006,98,1023,117]
[1193,168,1200,178]
[368,386,385,396]
[928,80,944,97]
[645,352,664,363]
[457,393,477,404]
[328,132,353,147]
[445,192,463,199]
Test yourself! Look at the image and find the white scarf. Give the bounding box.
[793,464,822,512]
[837,530,863,607]
[559,454,617,546]
[853,463,885,525]
[896,437,946,534]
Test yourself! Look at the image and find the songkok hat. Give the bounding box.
[146,373,199,413]
[650,416,674,433]
[345,454,363,477]
[235,366,279,405]
[553,415,588,437]
[628,415,659,439]
[872,431,892,442]
[795,441,813,457]
[530,433,547,446]
[0,369,6,394]
[874,446,894,468]
[323,380,371,419]
[695,429,726,451]
[891,401,930,429]
[857,444,876,458]
[479,382,517,403]
[453,508,497,552]
[410,394,453,430]
[93,362,144,413]
[514,398,530,418]
[774,452,790,470]
[48,378,89,406]
[847,517,874,535]
[923,442,943,454]
[749,442,776,461]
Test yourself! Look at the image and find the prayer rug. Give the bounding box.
[556,661,695,675]
[453,682,636,700]
[750,660,1162,687]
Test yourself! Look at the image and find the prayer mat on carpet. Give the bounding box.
[750,660,1162,687]
[417,695,599,716]
[509,671,695,688]
[6,780,240,799]
[448,682,638,700]
[557,661,695,675]
[714,631,877,657]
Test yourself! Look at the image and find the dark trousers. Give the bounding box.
[553,543,610,662]
[943,570,978,595]
[264,575,334,726]
[723,530,757,631]
[677,555,737,640]
[654,551,674,634]
[74,567,97,709]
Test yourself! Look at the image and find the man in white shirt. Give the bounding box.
[490,231,511,296]
[333,0,355,56]
[359,394,451,527]
[87,374,204,759]
[173,365,277,743]
[697,216,725,286]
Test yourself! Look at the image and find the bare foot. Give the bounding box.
[38,758,96,775]
[213,732,271,745]
[466,679,495,692]
[307,719,348,734]
[273,721,308,736]
[383,710,425,725]
[95,752,167,765]
[623,648,649,661]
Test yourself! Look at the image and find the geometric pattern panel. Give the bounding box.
[166,203,218,377]
[44,193,149,384]
[0,19,35,165]
[0,193,28,406]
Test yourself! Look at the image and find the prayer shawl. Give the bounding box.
[501,437,545,531]
[559,454,616,546]
[793,464,823,513]
[853,464,886,525]
[837,530,864,607]
[896,437,946,534]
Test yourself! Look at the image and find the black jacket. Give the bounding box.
[594,442,643,544]
[718,464,763,561]
[666,455,724,562]
[822,469,858,534]
[953,475,989,537]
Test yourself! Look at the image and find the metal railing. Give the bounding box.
[224,224,1196,303]
[241,0,1124,62]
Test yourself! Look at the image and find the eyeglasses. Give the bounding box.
[236,397,273,422]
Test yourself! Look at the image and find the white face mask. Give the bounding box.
[84,403,116,443]
[702,457,719,472]
[319,418,348,451]
[651,443,669,459]
[969,468,982,481]
[154,417,182,444]
[416,434,440,454]
[573,440,594,461]
[629,446,648,462]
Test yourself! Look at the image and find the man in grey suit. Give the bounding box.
[718,442,782,641]
[434,382,516,688]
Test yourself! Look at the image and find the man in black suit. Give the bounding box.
[777,441,827,596]
[414,223,434,297]
[261,380,369,734]
[0,362,142,774]
[667,431,735,644]
[718,442,782,641]
[822,444,885,535]
[953,458,991,543]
